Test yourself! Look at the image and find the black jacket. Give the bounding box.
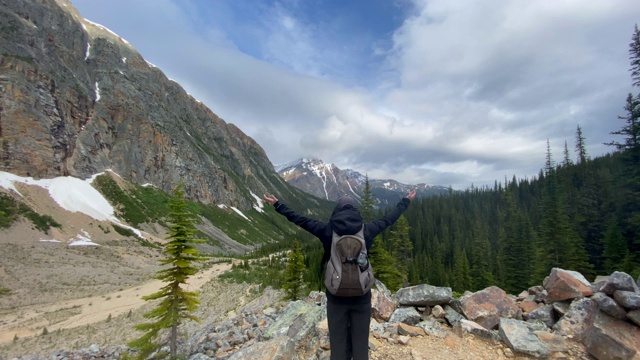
[273,197,411,304]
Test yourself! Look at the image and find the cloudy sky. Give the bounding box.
[71,0,640,189]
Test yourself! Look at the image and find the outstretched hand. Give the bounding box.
[406,189,417,201]
[263,194,279,205]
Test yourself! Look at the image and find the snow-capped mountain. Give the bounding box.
[276,158,450,207]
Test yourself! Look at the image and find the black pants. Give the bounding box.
[326,301,371,360]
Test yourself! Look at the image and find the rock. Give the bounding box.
[368,336,383,351]
[519,299,540,314]
[614,290,640,310]
[552,298,597,341]
[552,301,570,317]
[444,305,465,327]
[227,337,295,360]
[544,268,593,303]
[528,285,548,303]
[599,271,640,295]
[395,284,453,306]
[418,318,449,338]
[499,318,550,358]
[458,319,501,343]
[533,330,571,352]
[371,288,395,322]
[397,323,426,336]
[456,286,519,330]
[397,335,411,345]
[591,292,627,319]
[262,301,325,342]
[525,304,556,329]
[583,311,640,360]
[388,307,422,325]
[431,305,446,319]
[628,310,640,327]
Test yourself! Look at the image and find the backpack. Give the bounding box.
[324,225,375,297]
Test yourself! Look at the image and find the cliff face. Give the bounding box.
[0,0,289,208]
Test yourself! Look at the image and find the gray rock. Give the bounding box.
[525,304,555,328]
[444,305,465,327]
[552,298,597,341]
[418,318,449,338]
[614,290,640,310]
[591,292,627,319]
[395,284,453,306]
[583,311,640,360]
[499,318,550,358]
[227,337,295,360]
[552,301,570,317]
[262,301,325,342]
[628,309,640,326]
[599,271,640,295]
[458,319,501,343]
[388,306,422,325]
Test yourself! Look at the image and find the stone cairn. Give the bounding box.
[15,268,640,360]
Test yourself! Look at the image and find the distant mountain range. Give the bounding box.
[276,158,451,207]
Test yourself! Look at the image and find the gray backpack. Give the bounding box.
[324,226,375,297]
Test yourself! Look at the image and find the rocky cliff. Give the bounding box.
[0,0,296,209]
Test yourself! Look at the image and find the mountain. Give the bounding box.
[276,158,451,207]
[0,0,312,211]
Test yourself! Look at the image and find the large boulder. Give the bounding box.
[499,318,550,358]
[614,290,640,310]
[455,286,519,330]
[525,304,556,328]
[583,311,640,360]
[591,292,627,319]
[599,271,640,295]
[371,288,395,322]
[544,268,593,303]
[388,307,422,325]
[552,297,597,341]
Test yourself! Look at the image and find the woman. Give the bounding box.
[263,190,416,360]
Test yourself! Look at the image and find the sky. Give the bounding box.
[70,0,640,189]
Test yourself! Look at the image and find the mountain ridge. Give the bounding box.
[276,158,451,205]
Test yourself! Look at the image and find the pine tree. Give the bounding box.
[389,215,412,285]
[129,183,205,360]
[602,219,628,273]
[369,236,403,291]
[469,220,494,290]
[283,240,306,300]
[562,141,573,167]
[630,24,640,87]
[451,248,472,292]
[575,125,588,164]
[360,175,375,222]
[498,188,532,294]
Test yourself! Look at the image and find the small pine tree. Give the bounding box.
[128,183,206,360]
[283,240,306,300]
[360,175,375,222]
[107,313,112,322]
[389,215,412,286]
[369,236,403,291]
[13,334,18,342]
[42,327,48,336]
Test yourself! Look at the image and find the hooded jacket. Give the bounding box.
[273,196,411,304]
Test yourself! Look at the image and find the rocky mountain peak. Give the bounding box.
[276,158,450,205]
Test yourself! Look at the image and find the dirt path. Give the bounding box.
[0,262,233,343]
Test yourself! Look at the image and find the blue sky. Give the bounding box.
[71,0,640,189]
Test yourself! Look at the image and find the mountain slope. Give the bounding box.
[0,0,311,210]
[277,158,451,206]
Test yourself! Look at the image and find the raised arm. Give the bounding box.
[263,193,329,238]
[364,189,416,240]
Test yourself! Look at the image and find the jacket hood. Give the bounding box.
[330,207,363,236]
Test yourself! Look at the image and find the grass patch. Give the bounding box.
[112,224,137,238]
[219,257,287,290]
[0,193,61,232]
[0,285,11,296]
